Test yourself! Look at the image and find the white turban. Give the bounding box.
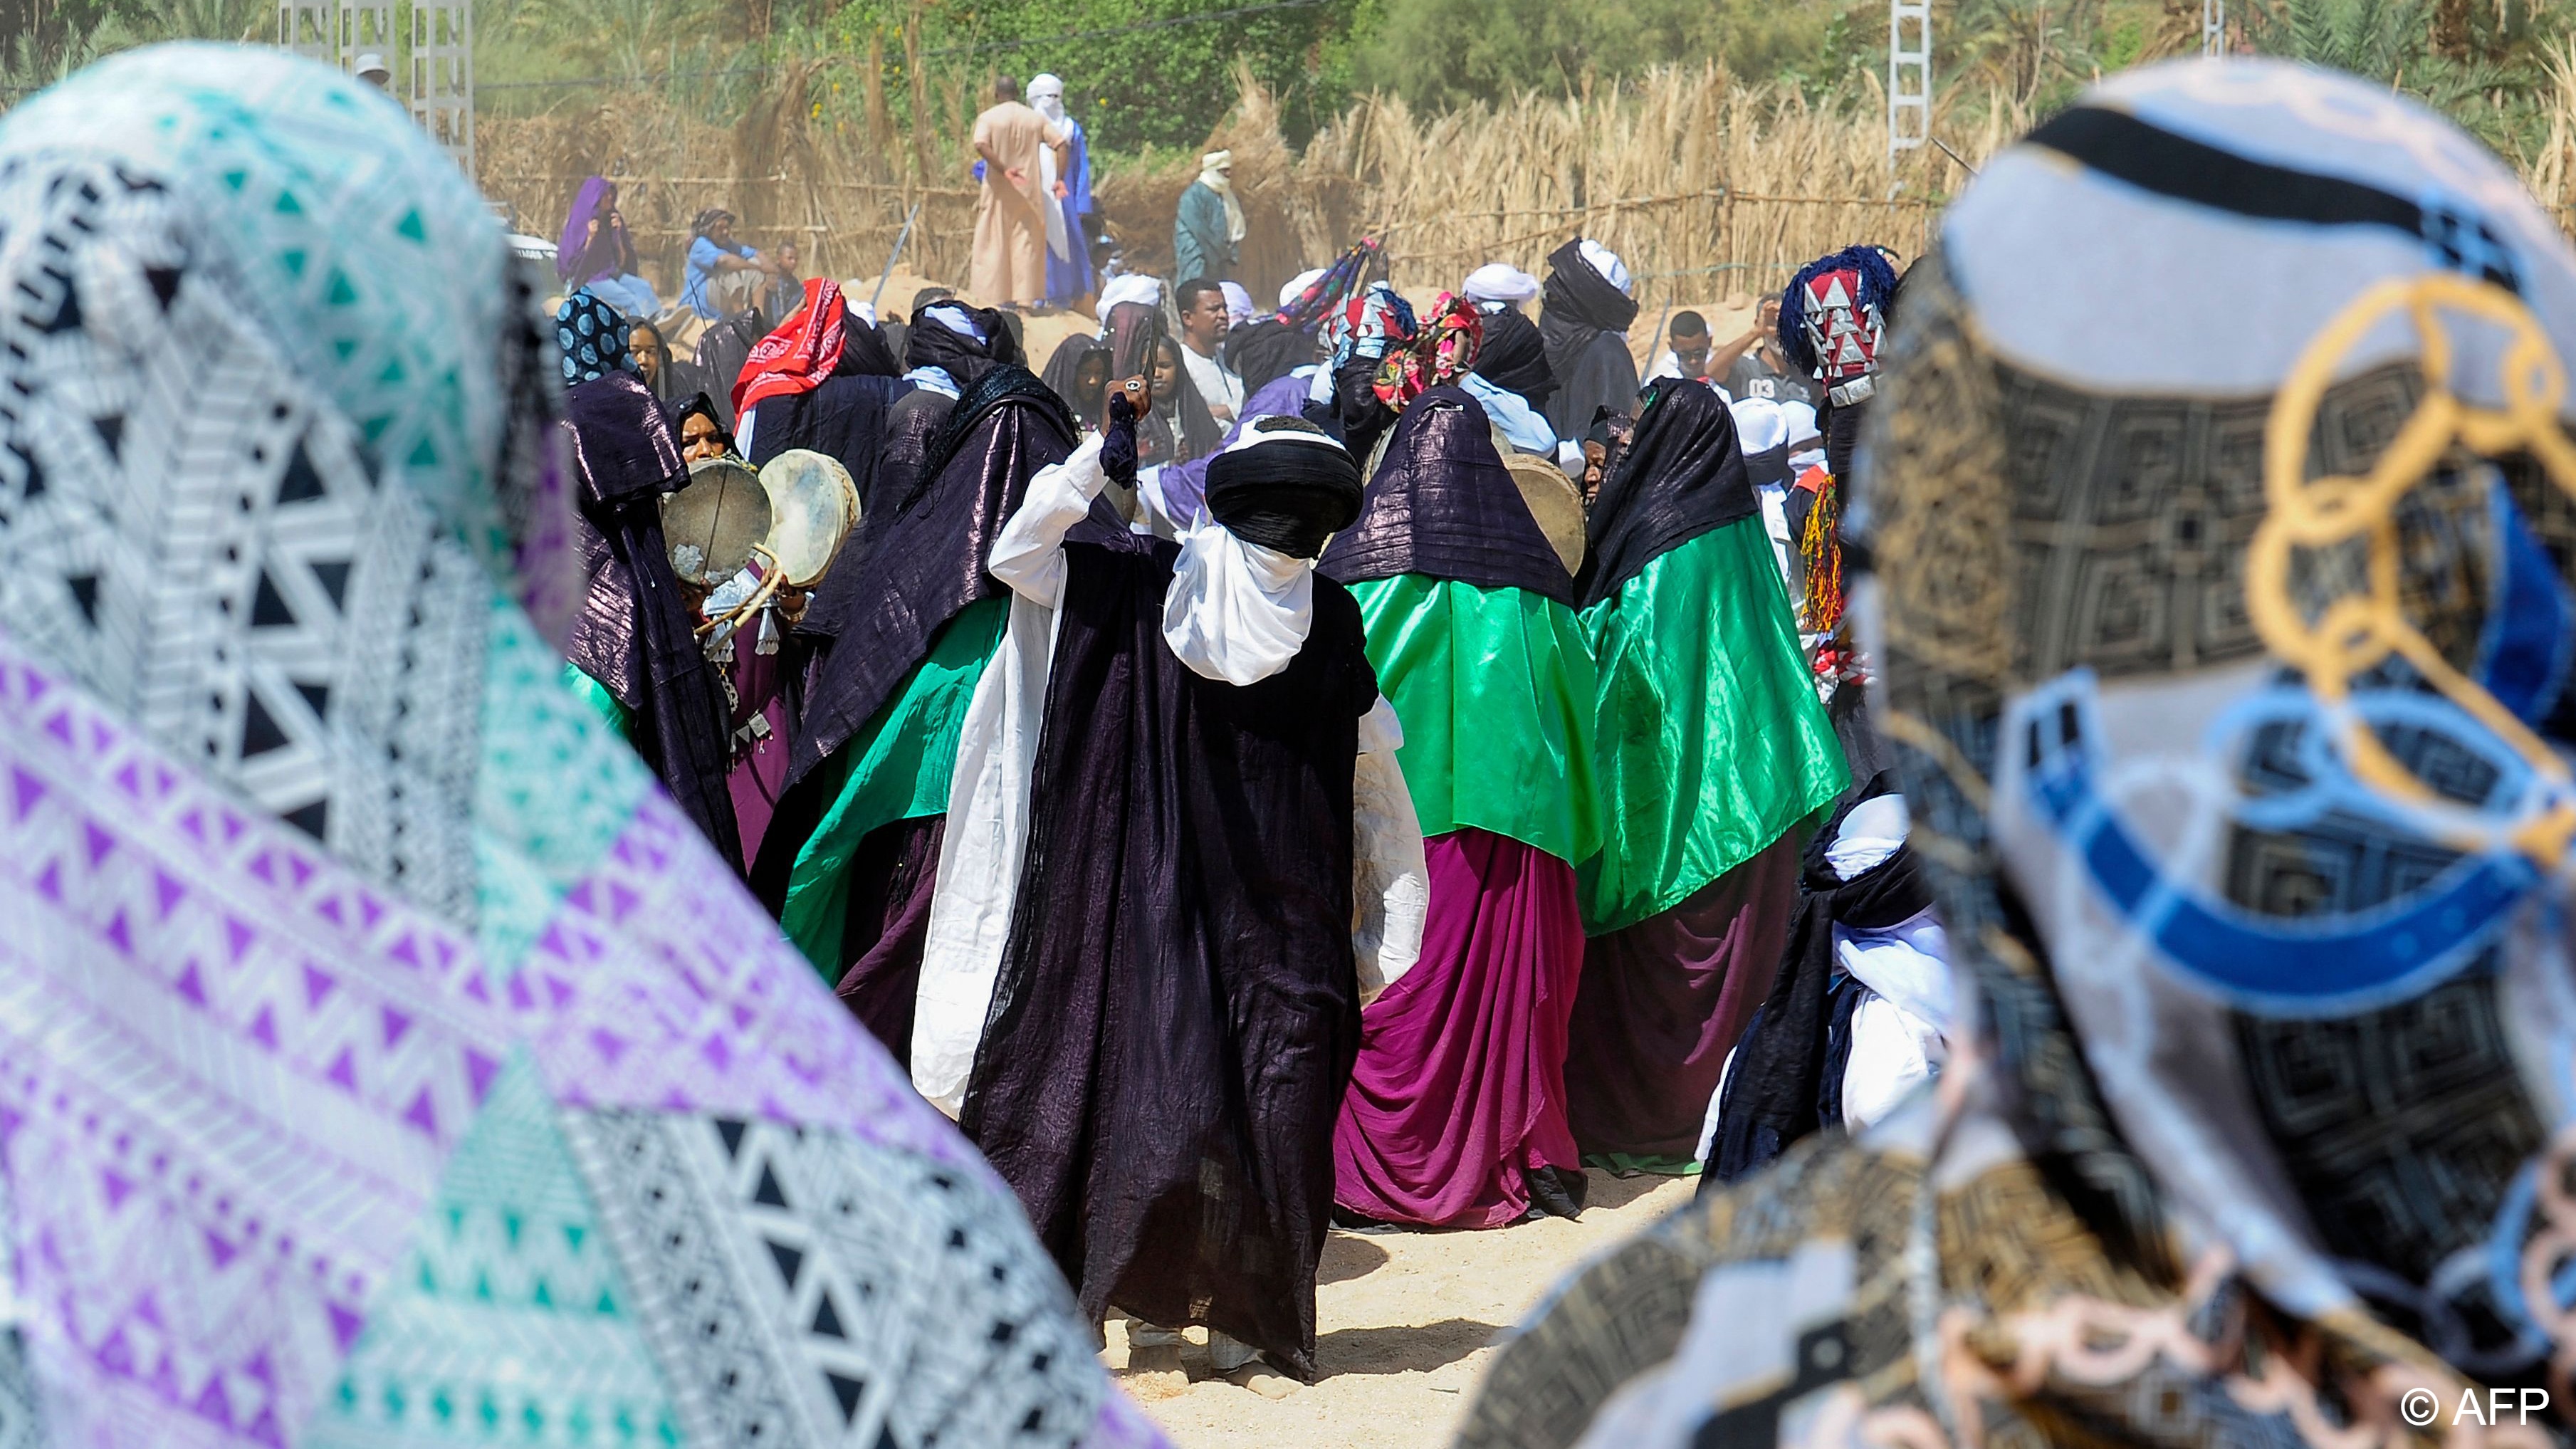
[1278,268,1327,309]
[1219,281,1255,325]
[1780,399,1821,447]
[1095,272,1163,323]
[1576,239,1632,296]
[1463,263,1540,307]
[1730,397,1789,454]
[1027,73,1067,125]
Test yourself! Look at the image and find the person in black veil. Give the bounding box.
[1038,333,1112,434]
[750,300,1082,1062]
[737,279,910,517]
[956,394,1423,1389]
[690,301,768,430]
[1702,776,1938,1189]
[1471,303,1556,419]
[1539,236,1641,440]
[876,298,1026,538]
[558,365,745,872]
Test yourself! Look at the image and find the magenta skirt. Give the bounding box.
[1332,827,1586,1229]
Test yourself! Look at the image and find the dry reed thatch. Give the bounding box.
[477,60,2576,318]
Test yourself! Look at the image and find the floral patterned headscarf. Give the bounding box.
[1374,291,1484,409]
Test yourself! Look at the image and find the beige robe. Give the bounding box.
[969,102,1061,308]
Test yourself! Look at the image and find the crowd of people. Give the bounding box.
[525,82,1930,1388]
[9,36,2576,1449]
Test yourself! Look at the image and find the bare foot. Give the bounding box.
[1227,1364,1302,1399]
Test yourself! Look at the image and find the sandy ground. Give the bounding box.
[1104,1169,1694,1448]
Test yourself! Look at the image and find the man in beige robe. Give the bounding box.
[969,76,1066,310]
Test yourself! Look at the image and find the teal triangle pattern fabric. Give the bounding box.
[308,1053,681,1449]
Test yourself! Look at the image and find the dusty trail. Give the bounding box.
[1107,1169,1694,1448]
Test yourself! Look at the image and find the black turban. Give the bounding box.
[1203,416,1363,559]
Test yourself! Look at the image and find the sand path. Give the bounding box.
[1106,1169,1693,1448]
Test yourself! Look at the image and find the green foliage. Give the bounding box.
[2253,0,2571,156]
[824,0,1361,154]
[1348,0,1868,110]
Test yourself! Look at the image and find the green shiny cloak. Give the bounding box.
[780,595,1010,973]
[1574,518,1848,934]
[1346,573,1601,868]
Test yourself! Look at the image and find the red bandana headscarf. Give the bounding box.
[1373,291,1482,409]
[731,276,848,415]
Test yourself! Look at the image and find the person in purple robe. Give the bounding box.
[940,394,1426,1388]
[555,175,661,320]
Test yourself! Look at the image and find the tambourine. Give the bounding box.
[756,449,861,589]
[660,456,771,587]
[1497,427,1586,577]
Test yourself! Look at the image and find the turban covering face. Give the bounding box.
[555,286,632,385]
[1455,57,2576,1449]
[1203,416,1363,558]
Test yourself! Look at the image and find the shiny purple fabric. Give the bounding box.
[1317,386,1574,605]
[560,372,743,869]
[788,369,1074,783]
[1562,831,1801,1163]
[832,815,946,1067]
[1333,827,1586,1228]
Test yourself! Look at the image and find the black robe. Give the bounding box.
[748,367,1074,913]
[1472,305,1558,417]
[1539,239,1643,440]
[1225,318,1316,398]
[691,306,769,428]
[960,533,1379,1382]
[560,372,745,869]
[1705,775,1925,1188]
[745,374,910,495]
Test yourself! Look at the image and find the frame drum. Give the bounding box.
[1503,447,1587,577]
[661,457,772,586]
[757,449,861,589]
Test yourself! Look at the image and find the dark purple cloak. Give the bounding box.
[830,815,946,1066]
[787,366,1075,785]
[960,535,1378,1383]
[1317,386,1574,605]
[1707,778,1926,1188]
[1577,377,1757,608]
[744,373,910,501]
[1562,830,1801,1166]
[559,372,744,870]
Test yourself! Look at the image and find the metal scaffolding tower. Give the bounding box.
[1888,0,1932,161]
[276,0,472,174]
[410,1,473,174]
[2201,0,2226,56]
